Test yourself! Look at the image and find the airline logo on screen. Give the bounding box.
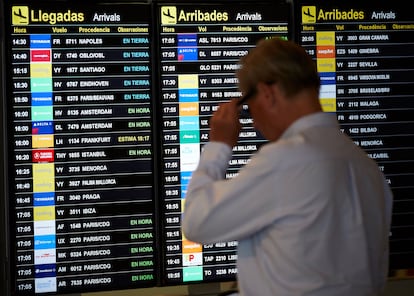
[11,6,85,25]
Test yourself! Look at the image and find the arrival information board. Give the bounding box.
[296,2,414,269]
[7,2,156,294]
[157,1,290,284]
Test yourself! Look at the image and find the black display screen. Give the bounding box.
[3,0,292,294]
[2,0,413,295]
[4,1,156,294]
[294,1,414,270]
[156,0,290,285]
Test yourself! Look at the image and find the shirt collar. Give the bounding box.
[280,112,339,140]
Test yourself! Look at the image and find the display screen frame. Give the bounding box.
[3,0,160,294]
[154,0,293,287]
[3,0,413,295]
[293,0,414,272]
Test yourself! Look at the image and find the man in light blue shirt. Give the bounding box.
[182,38,393,296]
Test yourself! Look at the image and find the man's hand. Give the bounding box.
[209,99,242,148]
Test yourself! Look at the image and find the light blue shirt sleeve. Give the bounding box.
[182,112,393,296]
[182,136,305,243]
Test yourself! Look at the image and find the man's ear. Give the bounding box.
[257,82,279,108]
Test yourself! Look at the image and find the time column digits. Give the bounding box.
[159,3,289,284]
[10,6,156,293]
